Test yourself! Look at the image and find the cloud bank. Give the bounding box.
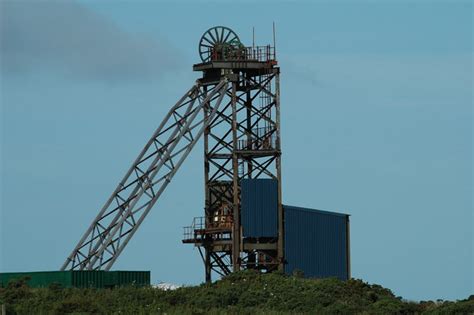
[1,1,180,82]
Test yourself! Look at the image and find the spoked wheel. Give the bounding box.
[199,26,240,62]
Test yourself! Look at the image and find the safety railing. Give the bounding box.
[182,217,205,241]
[237,127,277,151]
[206,45,276,63]
[182,214,234,242]
[245,46,276,62]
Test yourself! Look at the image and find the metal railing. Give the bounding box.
[183,217,205,241]
[237,127,277,151]
[205,45,276,63]
[182,214,234,241]
[244,46,276,62]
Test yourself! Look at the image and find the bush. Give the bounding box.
[1,272,472,314]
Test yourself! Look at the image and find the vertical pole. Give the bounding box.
[205,248,212,282]
[275,71,284,272]
[248,251,256,269]
[252,27,255,50]
[346,215,351,280]
[246,73,253,178]
[203,84,212,283]
[273,22,277,60]
[203,85,210,227]
[231,81,240,271]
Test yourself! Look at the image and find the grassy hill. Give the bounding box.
[1,270,472,314]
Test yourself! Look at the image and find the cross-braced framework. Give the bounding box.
[62,26,283,279]
[61,79,229,271]
[189,66,283,281]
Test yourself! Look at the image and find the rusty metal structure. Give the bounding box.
[61,26,282,281]
[183,26,282,281]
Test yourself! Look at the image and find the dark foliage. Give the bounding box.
[1,270,472,314]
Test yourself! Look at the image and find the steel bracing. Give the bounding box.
[63,26,283,280]
[61,79,229,271]
[200,69,283,281]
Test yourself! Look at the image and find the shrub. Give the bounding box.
[1,272,472,314]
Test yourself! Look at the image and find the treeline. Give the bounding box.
[1,270,473,314]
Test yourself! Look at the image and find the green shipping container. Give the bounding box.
[0,271,74,288]
[104,271,150,287]
[0,270,150,288]
[73,271,104,288]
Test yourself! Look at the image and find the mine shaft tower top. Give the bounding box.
[194,26,278,75]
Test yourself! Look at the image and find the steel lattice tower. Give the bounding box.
[183,26,283,281]
[62,26,283,281]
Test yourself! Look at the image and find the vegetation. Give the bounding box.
[1,270,472,314]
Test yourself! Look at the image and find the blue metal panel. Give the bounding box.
[241,179,278,238]
[284,205,349,280]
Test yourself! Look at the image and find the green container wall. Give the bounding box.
[115,271,150,287]
[104,271,119,287]
[0,271,73,288]
[72,271,104,288]
[103,271,150,287]
[0,270,150,288]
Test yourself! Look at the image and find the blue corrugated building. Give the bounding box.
[240,179,350,280]
[241,178,278,238]
[284,205,350,280]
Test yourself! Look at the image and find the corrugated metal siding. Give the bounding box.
[284,205,349,280]
[108,271,150,287]
[103,271,118,287]
[0,271,72,288]
[72,271,104,288]
[0,270,150,288]
[241,178,278,238]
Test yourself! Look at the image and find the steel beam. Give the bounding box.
[62,79,229,271]
[200,67,282,280]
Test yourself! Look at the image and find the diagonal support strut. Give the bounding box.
[61,79,229,271]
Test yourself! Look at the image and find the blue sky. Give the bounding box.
[1,0,472,301]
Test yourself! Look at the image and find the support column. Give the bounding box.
[275,71,284,272]
[245,73,253,178]
[203,85,211,227]
[205,247,212,282]
[231,81,241,271]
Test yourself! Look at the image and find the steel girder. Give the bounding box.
[203,70,282,280]
[61,79,229,271]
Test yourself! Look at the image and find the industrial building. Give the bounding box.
[1,26,350,288]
